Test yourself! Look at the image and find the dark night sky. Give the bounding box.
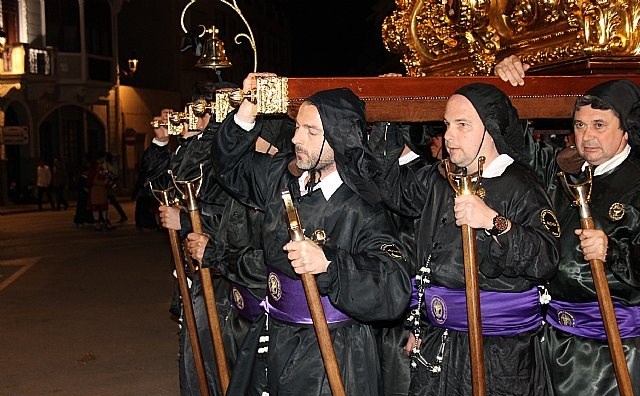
[281,0,403,77]
[118,0,405,95]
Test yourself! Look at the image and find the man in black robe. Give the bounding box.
[368,122,430,396]
[211,72,412,395]
[370,83,559,395]
[186,117,295,395]
[145,82,237,396]
[521,79,640,396]
[496,57,640,395]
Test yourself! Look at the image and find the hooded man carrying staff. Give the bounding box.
[521,77,640,396]
[370,83,559,395]
[144,81,249,395]
[210,72,411,395]
[496,56,640,394]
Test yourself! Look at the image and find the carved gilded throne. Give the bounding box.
[382,0,640,76]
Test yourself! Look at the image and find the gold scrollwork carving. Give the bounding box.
[255,76,289,115]
[572,0,640,55]
[215,89,235,123]
[382,0,640,76]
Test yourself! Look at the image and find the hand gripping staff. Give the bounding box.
[148,180,210,396]
[444,157,487,396]
[281,189,346,396]
[170,165,230,395]
[558,166,634,396]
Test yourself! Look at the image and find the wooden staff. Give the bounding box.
[282,190,346,396]
[149,182,210,396]
[559,169,634,396]
[444,159,486,396]
[183,244,197,277]
[171,169,230,395]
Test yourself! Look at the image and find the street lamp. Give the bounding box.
[119,55,139,78]
[125,57,138,76]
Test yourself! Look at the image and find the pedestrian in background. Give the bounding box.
[105,153,128,223]
[73,155,94,227]
[36,159,54,211]
[88,153,113,230]
[52,157,69,211]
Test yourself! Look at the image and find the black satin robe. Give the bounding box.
[522,136,640,396]
[372,130,559,395]
[202,197,268,379]
[139,127,232,396]
[212,115,412,396]
[137,140,171,189]
[374,149,429,396]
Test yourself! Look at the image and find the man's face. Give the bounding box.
[574,105,628,166]
[429,135,443,159]
[195,112,211,131]
[443,94,491,172]
[292,102,335,171]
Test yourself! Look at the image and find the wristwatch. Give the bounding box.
[487,214,509,236]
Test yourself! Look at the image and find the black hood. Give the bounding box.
[306,88,380,205]
[454,83,526,164]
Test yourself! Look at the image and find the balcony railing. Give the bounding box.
[1,44,55,76]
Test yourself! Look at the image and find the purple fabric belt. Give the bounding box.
[547,300,640,340]
[230,282,263,322]
[409,277,419,308]
[263,266,350,324]
[424,286,542,336]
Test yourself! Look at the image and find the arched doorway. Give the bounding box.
[3,101,30,203]
[39,106,106,197]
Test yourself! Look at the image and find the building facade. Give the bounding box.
[0,0,291,205]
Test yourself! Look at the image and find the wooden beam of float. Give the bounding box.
[229,75,640,122]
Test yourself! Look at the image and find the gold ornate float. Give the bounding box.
[382,0,640,76]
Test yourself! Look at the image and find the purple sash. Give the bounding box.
[230,283,264,322]
[263,266,350,324]
[424,286,542,336]
[547,300,640,340]
[409,277,419,308]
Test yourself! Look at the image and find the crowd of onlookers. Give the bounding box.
[7,152,138,231]
[6,130,569,233]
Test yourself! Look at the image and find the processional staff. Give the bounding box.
[282,190,346,396]
[558,167,634,396]
[444,157,487,396]
[170,165,230,395]
[148,181,210,396]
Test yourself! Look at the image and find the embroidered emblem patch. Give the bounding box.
[609,203,625,221]
[381,243,403,260]
[311,230,327,246]
[431,296,447,324]
[268,272,282,301]
[557,310,576,327]
[540,209,561,237]
[232,287,244,310]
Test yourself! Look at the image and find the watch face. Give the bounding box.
[489,214,508,235]
[494,215,508,232]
